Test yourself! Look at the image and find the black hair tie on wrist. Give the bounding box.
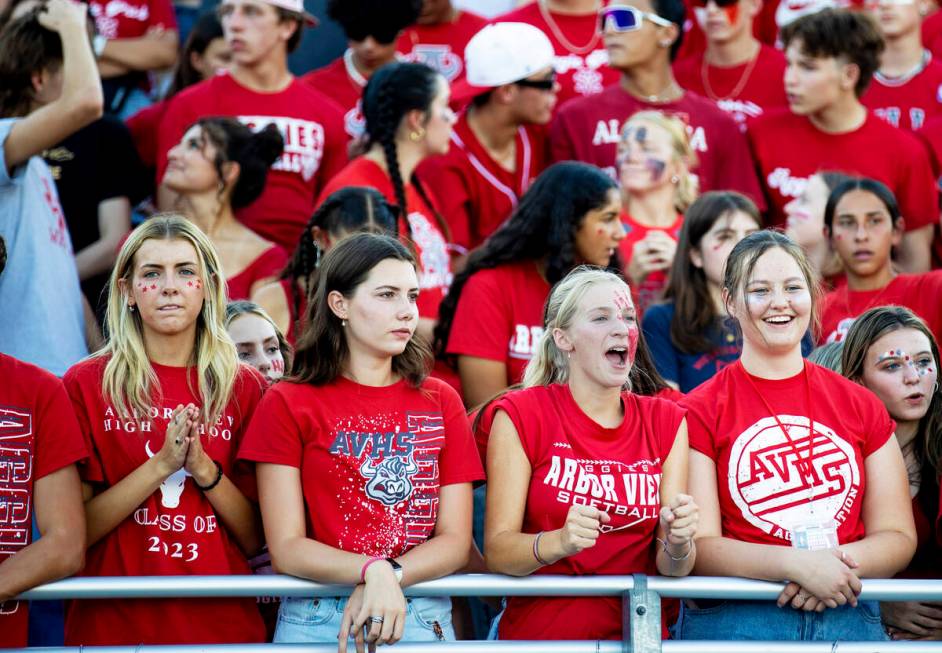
[194,460,223,491]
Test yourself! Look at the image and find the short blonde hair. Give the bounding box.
[621,110,698,212]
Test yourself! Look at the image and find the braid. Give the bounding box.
[375,86,412,239]
[412,174,451,241]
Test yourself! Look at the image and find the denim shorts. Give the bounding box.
[273,595,454,643]
[671,599,888,641]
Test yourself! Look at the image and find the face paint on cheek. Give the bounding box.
[138,282,148,293]
[645,157,667,182]
[627,325,639,364]
[722,4,739,24]
[271,358,285,374]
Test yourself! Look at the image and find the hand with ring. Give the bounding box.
[338,561,406,653]
[151,404,197,478]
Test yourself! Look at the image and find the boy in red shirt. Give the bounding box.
[0,236,87,649]
[862,0,942,132]
[397,0,487,86]
[673,0,788,130]
[497,0,620,107]
[748,9,938,273]
[418,22,556,253]
[303,0,422,140]
[156,0,347,251]
[550,0,764,205]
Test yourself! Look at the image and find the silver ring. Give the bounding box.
[369,616,384,624]
[174,437,182,445]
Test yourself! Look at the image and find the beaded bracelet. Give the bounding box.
[657,537,693,562]
[532,531,550,566]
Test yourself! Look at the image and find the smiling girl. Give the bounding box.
[819,177,942,345]
[842,306,942,641]
[239,232,482,650]
[62,215,266,645]
[678,230,915,642]
[484,266,696,640]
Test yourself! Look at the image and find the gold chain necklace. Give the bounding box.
[700,43,760,101]
[538,0,602,56]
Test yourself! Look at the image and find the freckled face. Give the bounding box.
[861,328,937,424]
[124,238,207,339]
[227,313,285,383]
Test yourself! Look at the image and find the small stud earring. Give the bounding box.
[341,318,347,327]
[671,174,680,184]
[409,128,426,142]
[128,304,135,312]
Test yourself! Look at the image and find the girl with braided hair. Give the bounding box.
[316,61,456,344]
[252,186,399,345]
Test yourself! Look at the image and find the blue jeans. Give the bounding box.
[274,596,454,643]
[672,599,888,641]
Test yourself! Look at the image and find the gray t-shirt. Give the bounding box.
[0,118,87,376]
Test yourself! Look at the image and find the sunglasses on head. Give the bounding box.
[514,73,557,91]
[690,0,740,8]
[599,5,674,32]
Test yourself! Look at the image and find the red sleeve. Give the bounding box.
[33,373,88,480]
[549,108,578,163]
[155,93,198,187]
[857,388,895,457]
[491,389,541,462]
[237,385,303,467]
[229,365,267,501]
[147,0,177,31]
[126,101,166,169]
[650,396,686,462]
[445,269,511,361]
[314,104,349,199]
[436,380,485,485]
[895,136,939,231]
[677,392,717,459]
[62,364,106,484]
[416,155,474,252]
[712,114,766,211]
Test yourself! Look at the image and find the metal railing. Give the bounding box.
[9,574,942,653]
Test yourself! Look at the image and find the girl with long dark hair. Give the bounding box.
[239,233,482,648]
[436,161,625,407]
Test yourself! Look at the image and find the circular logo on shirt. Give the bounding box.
[727,415,860,541]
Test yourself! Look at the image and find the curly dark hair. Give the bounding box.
[280,186,400,335]
[781,8,884,97]
[434,161,621,357]
[327,0,422,43]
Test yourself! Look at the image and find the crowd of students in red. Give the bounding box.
[3,0,942,647]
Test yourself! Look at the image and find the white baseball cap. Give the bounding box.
[260,0,318,26]
[451,22,556,102]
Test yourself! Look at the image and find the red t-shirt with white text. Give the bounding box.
[317,157,453,320]
[418,112,549,252]
[748,109,939,230]
[0,354,87,649]
[238,376,483,556]
[496,3,620,108]
[446,261,551,386]
[862,57,942,132]
[156,72,348,251]
[301,54,366,140]
[618,212,683,316]
[62,357,266,645]
[397,10,488,86]
[550,86,764,207]
[494,384,685,640]
[681,361,894,546]
[673,44,788,131]
[88,0,176,39]
[819,272,942,344]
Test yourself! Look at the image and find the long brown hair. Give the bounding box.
[664,191,761,354]
[290,232,431,387]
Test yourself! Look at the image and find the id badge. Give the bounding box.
[791,520,839,551]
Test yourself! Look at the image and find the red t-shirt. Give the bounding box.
[446,261,551,386]
[618,212,683,316]
[674,0,781,64]
[862,56,942,133]
[417,112,549,252]
[126,99,167,170]
[226,244,288,301]
[673,44,788,131]
[156,72,348,251]
[550,85,765,207]
[681,361,894,546]
[493,384,684,640]
[88,0,176,39]
[317,157,453,320]
[819,272,942,344]
[62,357,267,645]
[397,10,488,86]
[496,3,620,108]
[748,109,939,230]
[301,53,366,140]
[238,376,483,556]
[0,354,87,649]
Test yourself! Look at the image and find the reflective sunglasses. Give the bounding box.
[515,73,557,91]
[599,5,674,32]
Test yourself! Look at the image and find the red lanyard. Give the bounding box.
[739,361,818,501]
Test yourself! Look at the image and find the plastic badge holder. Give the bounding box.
[791,520,839,551]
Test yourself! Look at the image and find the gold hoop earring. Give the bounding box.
[409,128,426,142]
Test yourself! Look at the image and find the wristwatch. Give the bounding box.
[92,34,107,59]
[385,558,403,583]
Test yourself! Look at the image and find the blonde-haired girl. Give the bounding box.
[484,266,697,641]
[618,110,698,315]
[63,214,266,645]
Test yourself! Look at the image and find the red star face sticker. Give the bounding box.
[150,284,157,290]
